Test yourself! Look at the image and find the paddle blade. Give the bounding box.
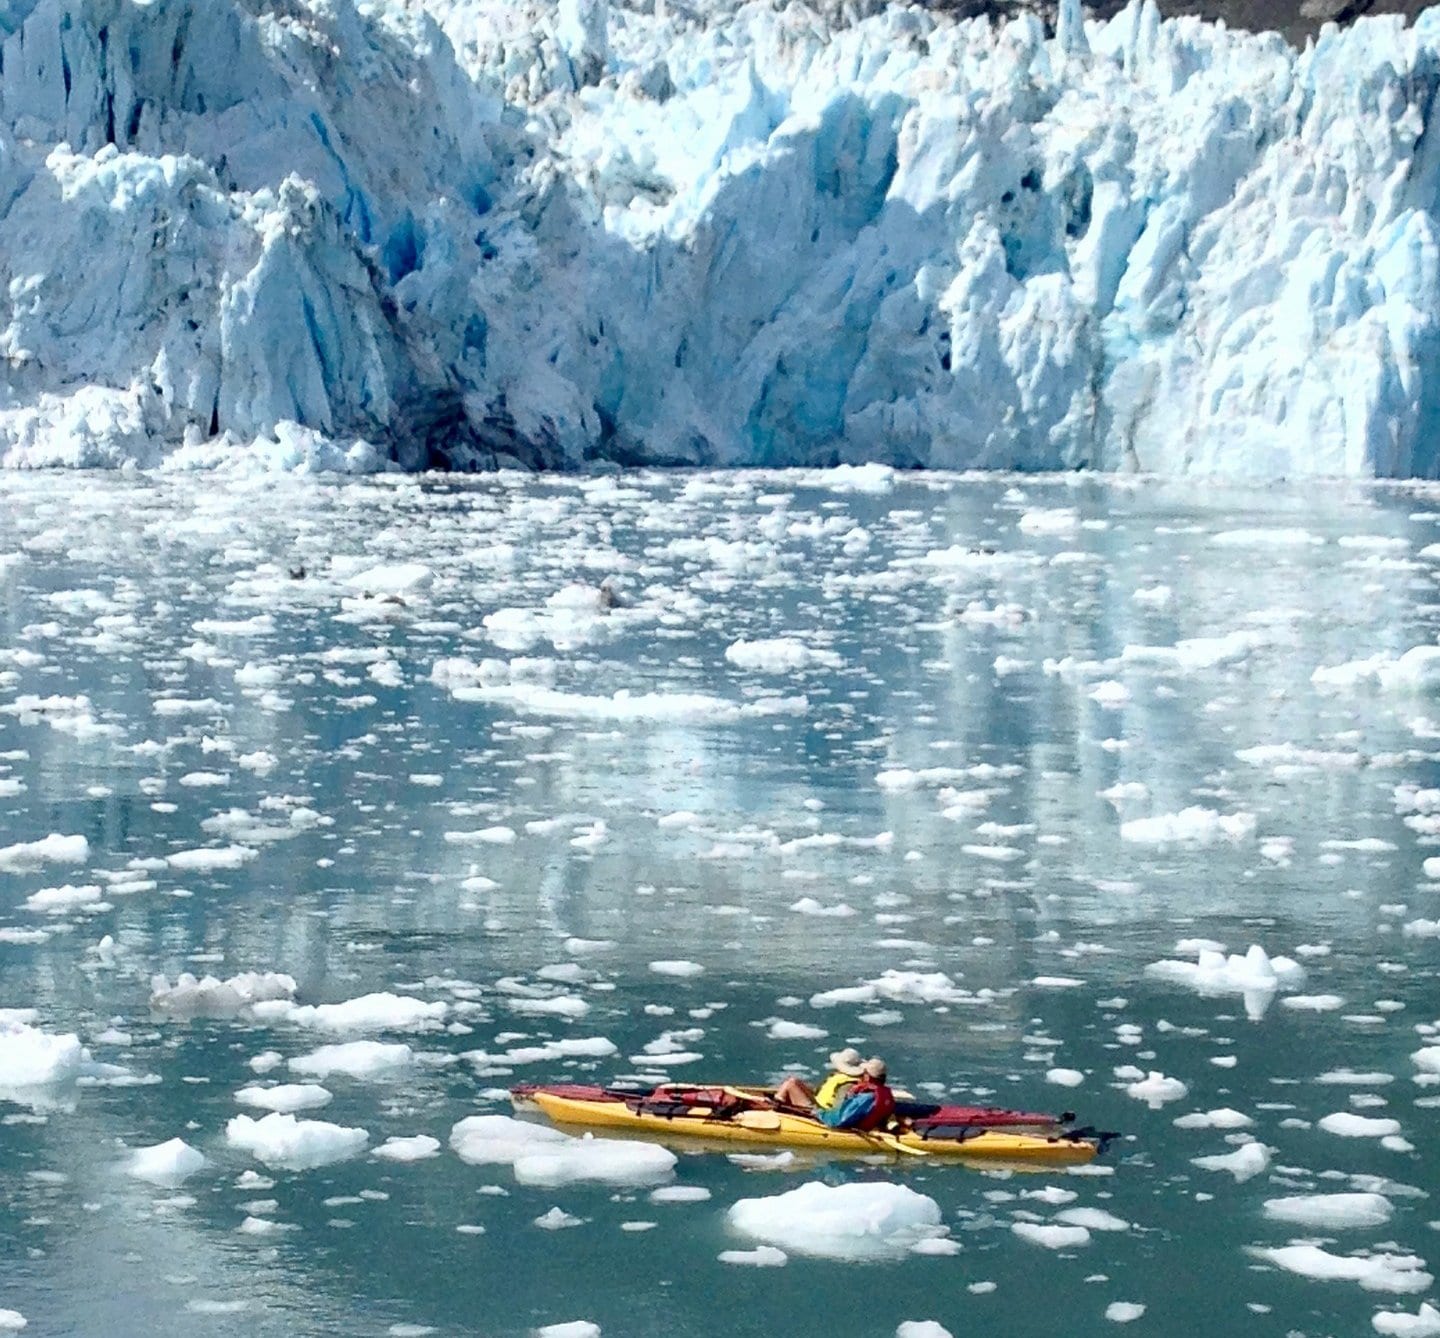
[733,1110,782,1131]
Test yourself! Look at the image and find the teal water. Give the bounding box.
[0,469,1436,1337]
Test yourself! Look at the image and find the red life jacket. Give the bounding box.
[850,1077,896,1130]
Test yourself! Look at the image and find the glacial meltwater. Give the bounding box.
[0,468,1436,1338]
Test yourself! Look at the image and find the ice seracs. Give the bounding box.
[5,0,1440,475]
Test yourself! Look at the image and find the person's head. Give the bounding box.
[861,1056,887,1083]
[829,1047,864,1077]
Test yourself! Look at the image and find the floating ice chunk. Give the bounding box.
[650,1186,711,1204]
[1413,1047,1440,1075]
[256,993,447,1032]
[450,1114,583,1166]
[1192,1143,1271,1182]
[724,639,840,672]
[1145,944,1302,1018]
[1046,1069,1085,1087]
[1121,808,1255,846]
[729,1182,945,1261]
[1263,1194,1394,1229]
[515,1137,676,1189]
[533,1323,601,1338]
[1319,1113,1403,1138]
[767,1020,827,1041]
[0,1020,88,1104]
[0,832,89,871]
[897,1324,953,1338]
[0,1310,24,1330]
[443,826,516,846]
[1373,1302,1440,1335]
[126,1138,206,1187]
[1173,1109,1252,1130]
[1105,1303,1146,1323]
[449,1114,672,1186]
[649,960,704,977]
[1056,1208,1130,1232]
[1313,648,1440,693]
[373,1135,441,1163]
[718,1246,788,1267]
[788,898,856,918]
[1251,1245,1432,1294]
[235,1084,333,1113]
[1125,1072,1188,1108]
[150,972,297,1016]
[1403,920,1440,939]
[1212,529,1322,548]
[288,1041,414,1079]
[226,1113,368,1170]
[165,845,257,871]
[346,563,431,596]
[1018,509,1079,536]
[1283,995,1345,1012]
[811,970,969,1007]
[522,1204,582,1231]
[23,884,103,913]
[1013,1222,1091,1249]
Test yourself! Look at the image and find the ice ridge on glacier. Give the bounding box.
[2,0,1440,476]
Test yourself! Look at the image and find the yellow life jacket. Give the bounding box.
[814,1071,857,1110]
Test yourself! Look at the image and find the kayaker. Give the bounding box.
[817,1056,897,1131]
[773,1047,865,1111]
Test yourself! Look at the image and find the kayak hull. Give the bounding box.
[513,1088,1102,1165]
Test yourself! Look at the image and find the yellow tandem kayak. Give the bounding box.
[511,1084,1111,1166]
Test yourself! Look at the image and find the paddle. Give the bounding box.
[733,1110,783,1131]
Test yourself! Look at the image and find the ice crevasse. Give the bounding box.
[3,0,1440,476]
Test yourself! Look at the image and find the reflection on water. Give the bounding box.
[0,469,1437,1337]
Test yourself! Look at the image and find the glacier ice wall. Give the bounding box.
[3,0,1440,475]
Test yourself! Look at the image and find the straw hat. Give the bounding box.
[828,1047,864,1076]
[861,1057,887,1080]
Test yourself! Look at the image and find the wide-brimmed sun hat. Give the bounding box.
[829,1047,864,1076]
[861,1057,887,1080]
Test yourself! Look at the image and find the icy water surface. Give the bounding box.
[1,468,1437,1338]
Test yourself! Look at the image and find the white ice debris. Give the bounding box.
[1013,1222,1092,1250]
[1121,809,1255,846]
[1192,1143,1272,1182]
[373,1135,442,1163]
[150,972,297,1016]
[235,1084,334,1113]
[0,1019,88,1104]
[1,0,1439,476]
[1105,1304,1147,1323]
[897,1325,953,1338]
[1145,944,1304,1018]
[1318,1113,1403,1139]
[0,833,89,871]
[254,993,448,1032]
[1251,1245,1432,1294]
[288,1041,415,1079]
[126,1138,207,1187]
[1373,1303,1440,1336]
[449,1115,674,1187]
[1125,1071,1188,1108]
[728,1182,946,1260]
[1263,1194,1394,1229]
[226,1113,369,1170]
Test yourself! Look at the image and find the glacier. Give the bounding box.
[3,0,1440,475]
